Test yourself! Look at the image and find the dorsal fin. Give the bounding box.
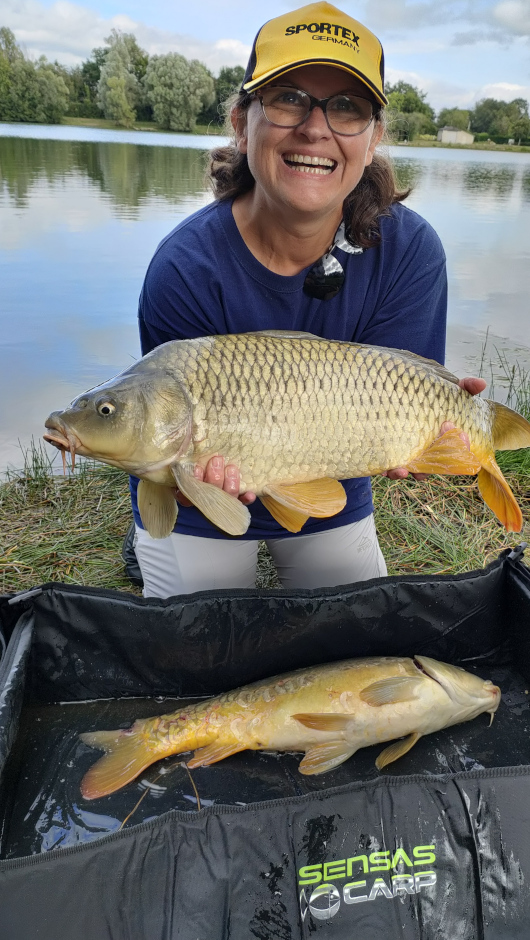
[249,330,321,339]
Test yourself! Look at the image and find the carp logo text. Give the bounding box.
[298,843,437,921]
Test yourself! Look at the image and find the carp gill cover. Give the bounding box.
[80,655,501,799]
[44,331,530,537]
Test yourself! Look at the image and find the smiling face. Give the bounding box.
[233,64,384,224]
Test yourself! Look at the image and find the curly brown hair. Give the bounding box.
[207,91,410,249]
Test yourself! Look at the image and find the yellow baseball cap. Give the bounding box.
[241,2,387,107]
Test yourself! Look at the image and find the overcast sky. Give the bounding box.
[2,0,530,113]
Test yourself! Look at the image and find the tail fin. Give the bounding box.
[80,728,161,800]
[489,401,530,451]
[476,401,530,533]
[478,456,523,533]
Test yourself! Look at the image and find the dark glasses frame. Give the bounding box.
[254,86,378,138]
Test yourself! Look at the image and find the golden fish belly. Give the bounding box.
[177,335,493,491]
[162,658,445,753]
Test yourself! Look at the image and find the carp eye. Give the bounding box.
[97,400,116,416]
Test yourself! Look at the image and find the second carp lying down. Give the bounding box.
[80,655,501,800]
[44,332,530,537]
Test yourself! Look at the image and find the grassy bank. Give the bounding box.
[55,119,530,150]
[0,447,137,595]
[61,117,227,136]
[395,138,530,154]
[1,441,528,597]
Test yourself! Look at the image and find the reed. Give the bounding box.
[0,442,136,595]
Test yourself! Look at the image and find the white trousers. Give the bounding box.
[134,515,387,598]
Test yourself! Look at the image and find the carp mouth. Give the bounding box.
[43,418,79,473]
[414,655,501,722]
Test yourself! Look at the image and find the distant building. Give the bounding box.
[437,126,475,145]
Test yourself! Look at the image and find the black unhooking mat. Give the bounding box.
[0,545,530,939]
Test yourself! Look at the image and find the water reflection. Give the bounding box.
[463,164,516,197]
[522,170,530,203]
[391,158,424,192]
[0,133,529,471]
[401,157,524,203]
[0,137,209,215]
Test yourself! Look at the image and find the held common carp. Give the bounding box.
[79,655,501,799]
[44,332,530,537]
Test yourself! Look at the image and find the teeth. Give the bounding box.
[291,165,332,174]
[284,153,335,168]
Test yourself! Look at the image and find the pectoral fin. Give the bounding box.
[172,463,251,536]
[375,732,421,770]
[478,455,523,532]
[299,742,356,775]
[263,479,346,518]
[405,429,481,476]
[187,742,247,768]
[293,713,353,733]
[137,480,178,539]
[360,676,424,707]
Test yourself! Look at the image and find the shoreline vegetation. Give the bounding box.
[58,119,530,152]
[2,26,529,144]
[1,116,529,152]
[2,361,529,596]
[60,116,227,136]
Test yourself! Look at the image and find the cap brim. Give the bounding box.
[242,61,388,108]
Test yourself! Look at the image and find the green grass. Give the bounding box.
[372,471,529,576]
[392,138,530,153]
[61,117,226,136]
[0,442,137,595]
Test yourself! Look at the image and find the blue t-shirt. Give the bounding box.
[131,197,447,539]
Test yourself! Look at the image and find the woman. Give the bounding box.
[130,1,485,597]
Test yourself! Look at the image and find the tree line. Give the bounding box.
[386,80,530,144]
[0,27,243,132]
[1,26,529,143]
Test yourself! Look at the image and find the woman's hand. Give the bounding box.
[382,376,487,481]
[174,456,256,507]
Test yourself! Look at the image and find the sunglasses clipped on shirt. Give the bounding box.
[303,222,364,300]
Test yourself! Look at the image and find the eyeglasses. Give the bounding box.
[255,86,376,137]
[303,222,363,300]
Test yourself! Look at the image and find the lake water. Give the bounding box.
[1,122,530,472]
